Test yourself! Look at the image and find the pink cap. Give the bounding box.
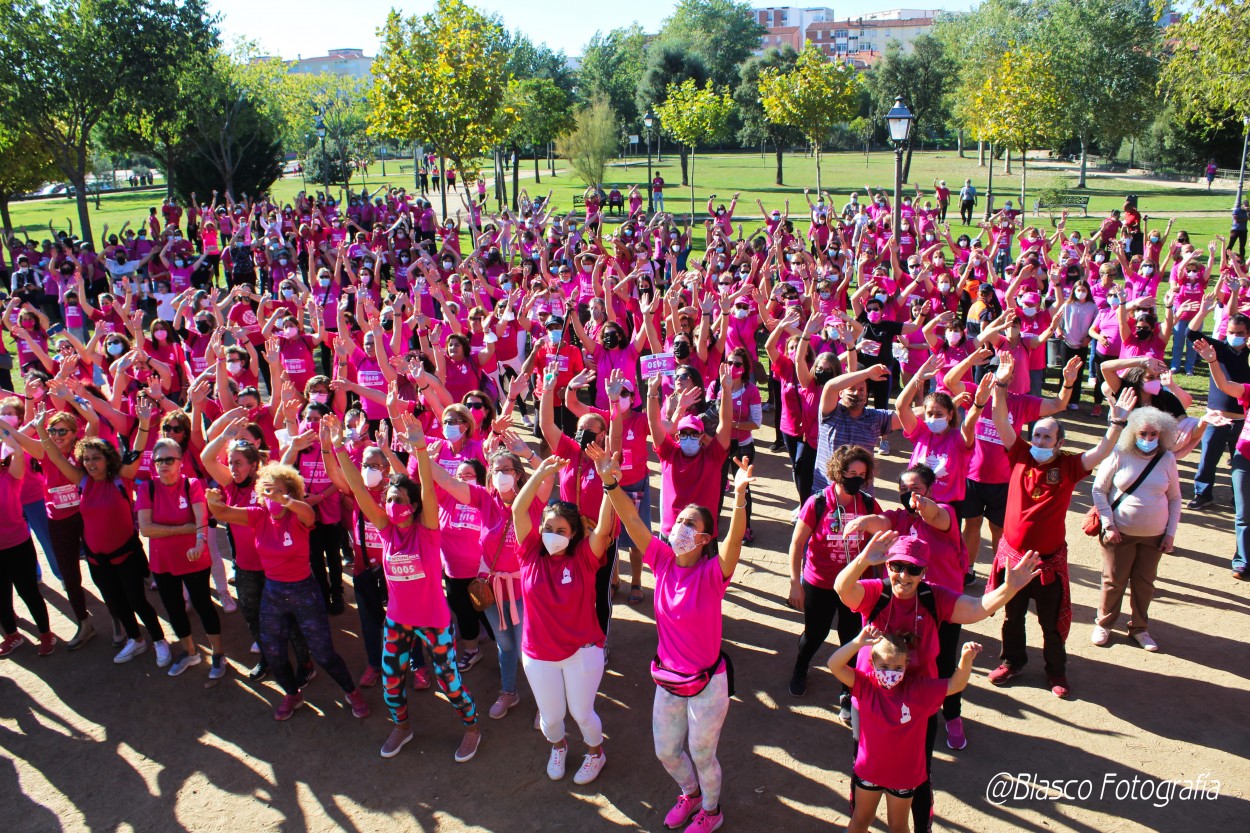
[677,415,705,434]
[1020,291,1042,306]
[887,535,930,567]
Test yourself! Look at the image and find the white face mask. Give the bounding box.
[875,666,905,690]
[362,467,384,488]
[944,330,962,347]
[282,325,299,338]
[227,361,243,374]
[938,282,952,293]
[444,423,463,442]
[541,531,570,554]
[492,471,515,493]
[1074,290,1089,300]
[925,416,949,434]
[669,522,700,556]
[1020,306,1038,317]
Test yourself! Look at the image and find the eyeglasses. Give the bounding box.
[887,561,925,577]
[677,432,701,440]
[153,457,181,467]
[48,428,72,437]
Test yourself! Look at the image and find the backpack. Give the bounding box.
[868,578,940,626]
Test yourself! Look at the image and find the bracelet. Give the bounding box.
[602,481,619,492]
[1062,383,1075,390]
[972,400,988,409]
[1109,419,1128,427]
[734,502,747,509]
[994,381,1009,387]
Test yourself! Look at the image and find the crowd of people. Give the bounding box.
[0,174,1242,833]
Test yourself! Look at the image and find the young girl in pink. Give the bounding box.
[828,622,980,833]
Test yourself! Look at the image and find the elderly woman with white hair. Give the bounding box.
[1090,406,1181,652]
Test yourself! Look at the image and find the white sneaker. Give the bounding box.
[546,745,567,780]
[154,639,172,668]
[1132,631,1159,652]
[1090,625,1111,646]
[877,438,891,455]
[168,650,203,677]
[113,638,148,664]
[573,751,607,785]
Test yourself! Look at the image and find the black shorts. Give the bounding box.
[853,773,917,799]
[963,479,1008,527]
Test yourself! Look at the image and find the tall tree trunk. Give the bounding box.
[775,146,784,186]
[511,147,519,211]
[1077,138,1088,188]
[815,146,823,192]
[439,154,448,218]
[978,140,985,167]
[679,147,688,186]
[688,148,696,218]
[1020,149,1028,206]
[534,150,541,185]
[1003,148,1012,175]
[958,130,965,158]
[165,146,175,199]
[71,161,93,245]
[902,144,914,184]
[0,196,12,232]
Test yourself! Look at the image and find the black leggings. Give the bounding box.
[595,542,619,639]
[48,513,89,622]
[443,574,482,642]
[154,569,221,640]
[936,620,962,720]
[795,580,860,689]
[783,432,816,505]
[0,538,49,635]
[309,521,344,604]
[87,548,165,642]
[718,440,756,528]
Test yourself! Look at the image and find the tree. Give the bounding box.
[735,47,802,185]
[965,45,1069,204]
[1160,0,1250,129]
[637,44,709,186]
[0,126,57,231]
[370,0,514,215]
[868,35,956,181]
[501,29,575,92]
[654,79,734,216]
[555,98,618,190]
[657,0,766,89]
[0,0,219,244]
[759,43,861,191]
[505,78,574,186]
[578,26,648,126]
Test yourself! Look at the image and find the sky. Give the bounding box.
[208,0,975,60]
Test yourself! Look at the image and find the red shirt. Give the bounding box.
[1002,442,1090,555]
[852,668,948,791]
[244,505,312,582]
[79,477,137,556]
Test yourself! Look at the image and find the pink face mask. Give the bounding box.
[386,502,414,524]
[867,310,883,324]
[265,497,285,517]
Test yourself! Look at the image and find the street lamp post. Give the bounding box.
[1236,116,1250,208]
[885,96,914,242]
[644,109,655,213]
[315,115,328,195]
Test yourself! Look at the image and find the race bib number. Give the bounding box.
[283,357,307,375]
[859,339,881,357]
[48,484,81,510]
[640,352,676,379]
[546,354,569,374]
[385,550,425,582]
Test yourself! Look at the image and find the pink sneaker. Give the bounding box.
[684,808,724,833]
[0,632,25,658]
[945,717,967,750]
[412,666,432,690]
[359,666,381,687]
[346,690,370,719]
[274,693,304,721]
[664,793,701,829]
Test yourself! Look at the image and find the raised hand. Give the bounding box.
[860,530,900,566]
[732,456,756,496]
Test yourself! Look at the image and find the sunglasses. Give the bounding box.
[887,561,925,577]
[227,440,254,451]
[466,403,486,411]
[153,457,181,467]
[727,361,746,368]
[48,428,72,437]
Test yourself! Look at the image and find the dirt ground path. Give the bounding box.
[1,410,1247,833]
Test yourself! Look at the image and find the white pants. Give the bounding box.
[653,672,730,810]
[206,526,234,601]
[522,645,604,746]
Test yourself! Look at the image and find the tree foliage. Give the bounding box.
[867,35,955,181]
[758,43,861,190]
[735,47,802,185]
[555,98,619,189]
[656,0,766,89]
[370,0,513,205]
[578,26,648,127]
[1160,0,1250,128]
[654,79,734,213]
[0,126,58,230]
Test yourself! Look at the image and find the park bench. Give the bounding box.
[1034,195,1090,217]
[572,195,585,212]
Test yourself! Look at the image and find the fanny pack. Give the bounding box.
[85,533,142,568]
[650,651,734,699]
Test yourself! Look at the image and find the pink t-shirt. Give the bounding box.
[903,421,971,503]
[279,334,318,392]
[0,468,28,549]
[223,480,262,572]
[518,531,604,662]
[852,668,948,791]
[799,488,877,589]
[136,477,208,576]
[852,579,958,677]
[726,383,762,443]
[244,505,311,582]
[44,452,82,520]
[79,477,137,556]
[435,487,486,579]
[968,392,1043,484]
[656,435,730,537]
[379,520,450,629]
[554,434,605,521]
[645,538,730,675]
[295,444,342,525]
[884,507,967,594]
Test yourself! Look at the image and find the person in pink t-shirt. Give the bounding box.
[511,454,615,787]
[137,438,221,678]
[827,616,979,833]
[592,444,751,832]
[895,355,975,512]
[0,420,54,659]
[334,413,481,763]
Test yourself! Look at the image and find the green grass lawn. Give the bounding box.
[3,151,1239,407]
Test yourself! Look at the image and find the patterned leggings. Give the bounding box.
[259,576,355,696]
[653,672,730,812]
[382,618,477,727]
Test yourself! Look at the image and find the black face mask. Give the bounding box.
[814,370,835,387]
[574,428,597,450]
[1135,326,1152,340]
[841,475,866,496]
[381,319,393,331]
[602,332,619,349]
[196,320,212,334]
[901,489,920,514]
[673,342,692,360]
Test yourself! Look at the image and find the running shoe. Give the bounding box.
[664,793,701,829]
[489,691,520,719]
[0,632,24,658]
[113,638,148,664]
[274,693,304,721]
[573,751,606,785]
